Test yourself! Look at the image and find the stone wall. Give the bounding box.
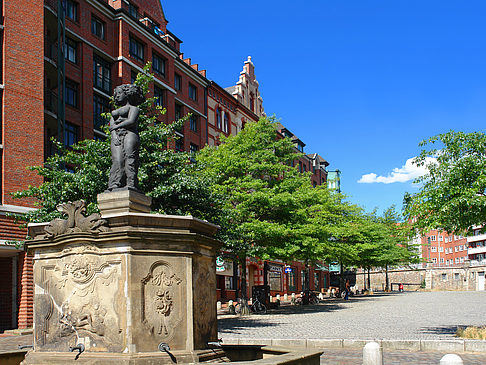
[355,265,486,292]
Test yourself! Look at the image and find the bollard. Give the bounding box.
[276,294,281,301]
[270,295,273,303]
[228,300,233,307]
[291,293,295,298]
[318,293,324,300]
[283,293,288,301]
[217,301,222,310]
[440,354,463,365]
[362,341,382,365]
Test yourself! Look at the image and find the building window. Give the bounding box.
[63,0,78,21]
[129,36,144,62]
[64,37,77,64]
[128,2,139,19]
[438,235,443,241]
[216,108,221,129]
[91,16,105,40]
[188,83,197,101]
[65,80,78,108]
[441,273,447,281]
[224,276,234,290]
[431,246,437,252]
[430,235,436,241]
[152,53,166,77]
[189,114,198,132]
[93,55,111,93]
[154,86,164,108]
[175,103,182,120]
[432,258,437,263]
[439,247,444,252]
[174,73,181,91]
[288,269,296,292]
[64,122,78,147]
[130,70,138,84]
[190,143,198,155]
[175,137,184,152]
[223,113,229,133]
[93,94,110,130]
[314,272,320,290]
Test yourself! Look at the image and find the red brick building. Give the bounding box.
[419,229,468,267]
[0,0,333,330]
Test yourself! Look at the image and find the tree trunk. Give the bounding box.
[239,255,250,315]
[367,267,371,290]
[385,264,389,292]
[339,262,344,292]
[363,268,367,290]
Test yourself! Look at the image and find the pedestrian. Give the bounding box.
[344,279,350,300]
[399,283,404,292]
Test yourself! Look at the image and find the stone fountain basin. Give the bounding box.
[220,344,322,364]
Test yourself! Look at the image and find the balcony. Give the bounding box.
[467,232,486,243]
[44,38,58,63]
[468,246,486,255]
[44,89,58,115]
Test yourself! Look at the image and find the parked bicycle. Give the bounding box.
[250,297,267,314]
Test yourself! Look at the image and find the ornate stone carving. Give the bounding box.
[35,254,121,351]
[44,200,109,238]
[141,261,183,339]
[194,259,217,340]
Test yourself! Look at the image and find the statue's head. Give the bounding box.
[113,84,144,106]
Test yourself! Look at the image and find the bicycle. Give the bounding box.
[250,297,267,314]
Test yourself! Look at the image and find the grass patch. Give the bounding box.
[456,326,486,340]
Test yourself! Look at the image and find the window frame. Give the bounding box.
[64,121,79,147]
[63,0,78,22]
[189,114,198,132]
[93,55,111,94]
[93,94,110,131]
[174,73,182,91]
[154,86,164,108]
[65,79,79,108]
[91,15,106,40]
[129,36,145,62]
[64,37,78,64]
[188,83,197,101]
[152,53,166,77]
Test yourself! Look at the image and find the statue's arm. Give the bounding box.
[111,106,140,130]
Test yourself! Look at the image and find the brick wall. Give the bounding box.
[3,0,44,206]
[17,252,33,329]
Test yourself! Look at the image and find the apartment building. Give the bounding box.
[0,0,334,330]
[420,229,468,267]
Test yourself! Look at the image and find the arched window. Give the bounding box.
[223,113,229,133]
[216,108,222,129]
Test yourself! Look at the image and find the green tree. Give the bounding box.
[12,64,223,227]
[197,117,323,310]
[405,130,486,234]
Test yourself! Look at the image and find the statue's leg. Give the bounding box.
[123,132,140,189]
[107,138,125,190]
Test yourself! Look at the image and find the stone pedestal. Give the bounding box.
[23,192,222,364]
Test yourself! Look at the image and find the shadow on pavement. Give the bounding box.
[419,325,467,337]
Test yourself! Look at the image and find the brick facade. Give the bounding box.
[1,0,333,329]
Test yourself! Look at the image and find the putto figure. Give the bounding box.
[106,84,145,192]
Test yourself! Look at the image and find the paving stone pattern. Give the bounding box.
[219,291,486,340]
[320,348,486,365]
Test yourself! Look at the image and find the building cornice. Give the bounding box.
[174,97,207,119]
[0,205,36,215]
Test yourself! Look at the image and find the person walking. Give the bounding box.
[344,279,350,300]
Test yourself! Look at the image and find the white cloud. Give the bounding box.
[358,157,436,184]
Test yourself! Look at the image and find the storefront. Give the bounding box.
[266,262,283,295]
[216,256,236,302]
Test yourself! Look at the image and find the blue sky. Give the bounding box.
[162,1,486,215]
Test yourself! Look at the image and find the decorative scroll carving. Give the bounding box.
[194,259,216,339]
[141,261,183,339]
[44,200,109,238]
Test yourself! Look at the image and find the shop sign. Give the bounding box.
[216,257,234,276]
[267,263,282,273]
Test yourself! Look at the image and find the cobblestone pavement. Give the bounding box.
[219,291,486,340]
[320,348,486,364]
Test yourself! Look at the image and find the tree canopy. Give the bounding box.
[405,130,486,234]
[12,64,223,225]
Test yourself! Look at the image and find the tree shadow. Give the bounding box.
[419,325,468,337]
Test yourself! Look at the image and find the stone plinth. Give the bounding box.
[22,193,221,364]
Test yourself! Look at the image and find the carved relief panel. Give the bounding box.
[34,244,122,352]
[193,256,217,347]
[141,261,184,342]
